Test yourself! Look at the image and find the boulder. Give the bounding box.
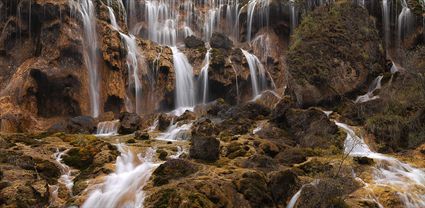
[189,136,220,162]
[268,169,301,204]
[48,116,96,134]
[210,32,233,49]
[118,112,141,134]
[157,113,173,131]
[152,159,198,186]
[184,35,205,49]
[234,171,273,208]
[135,130,150,140]
[286,2,385,106]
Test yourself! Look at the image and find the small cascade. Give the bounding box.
[82,144,160,208]
[53,149,75,194]
[241,49,267,98]
[336,122,425,207]
[382,0,390,48]
[76,0,101,118]
[144,0,178,46]
[245,0,270,42]
[156,122,193,141]
[107,6,119,29]
[120,34,144,115]
[289,0,298,33]
[198,48,212,104]
[286,189,301,208]
[398,0,415,46]
[354,75,383,103]
[96,120,120,136]
[171,46,195,109]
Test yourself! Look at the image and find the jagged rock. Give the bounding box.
[235,171,274,208]
[225,142,249,159]
[286,2,385,107]
[276,108,341,149]
[135,130,150,140]
[353,156,374,165]
[118,112,141,134]
[158,113,173,131]
[184,35,205,49]
[297,177,359,208]
[224,102,271,120]
[190,136,220,162]
[210,33,233,49]
[191,118,220,137]
[48,116,96,134]
[268,169,301,204]
[152,159,198,186]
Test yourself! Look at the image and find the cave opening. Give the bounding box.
[104,95,123,115]
[29,69,81,118]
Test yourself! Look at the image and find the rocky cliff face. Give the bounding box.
[1,0,425,207]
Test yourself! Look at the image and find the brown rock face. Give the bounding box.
[286,2,386,107]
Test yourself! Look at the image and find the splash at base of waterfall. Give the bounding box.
[82,145,160,208]
[156,122,193,141]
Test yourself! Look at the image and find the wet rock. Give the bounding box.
[270,96,295,125]
[268,169,301,204]
[235,171,273,208]
[353,156,374,165]
[152,159,198,186]
[118,112,141,134]
[48,116,96,134]
[210,33,233,49]
[275,148,308,165]
[184,35,205,49]
[157,149,168,161]
[62,147,94,170]
[224,102,271,120]
[158,113,173,131]
[192,118,220,137]
[282,108,341,149]
[145,187,214,208]
[297,177,358,208]
[190,136,220,162]
[176,110,196,122]
[287,2,385,107]
[298,159,333,175]
[204,98,231,116]
[135,130,150,140]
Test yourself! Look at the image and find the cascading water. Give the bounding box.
[120,34,144,115]
[156,122,193,141]
[53,149,75,194]
[198,48,212,104]
[96,120,120,136]
[398,0,415,47]
[382,0,390,48]
[76,0,101,118]
[82,144,160,208]
[241,49,267,98]
[171,46,196,109]
[107,6,119,29]
[336,122,425,207]
[245,0,270,42]
[354,75,383,103]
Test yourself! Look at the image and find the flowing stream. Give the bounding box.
[82,144,160,208]
[96,120,120,136]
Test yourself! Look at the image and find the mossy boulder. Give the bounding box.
[152,159,198,186]
[145,188,215,208]
[287,2,385,106]
[234,171,274,208]
[268,169,301,205]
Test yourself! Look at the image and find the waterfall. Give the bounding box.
[107,6,119,29]
[144,0,178,46]
[398,0,415,47]
[199,49,212,104]
[96,120,120,136]
[382,0,390,48]
[77,0,101,118]
[156,122,193,141]
[53,149,75,195]
[289,0,298,33]
[171,46,195,109]
[354,75,383,103]
[241,49,267,98]
[245,0,269,42]
[82,145,160,208]
[336,122,425,207]
[120,34,144,115]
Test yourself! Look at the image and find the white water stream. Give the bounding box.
[82,144,160,208]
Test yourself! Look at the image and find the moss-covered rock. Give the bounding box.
[287,1,385,106]
[152,159,198,186]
